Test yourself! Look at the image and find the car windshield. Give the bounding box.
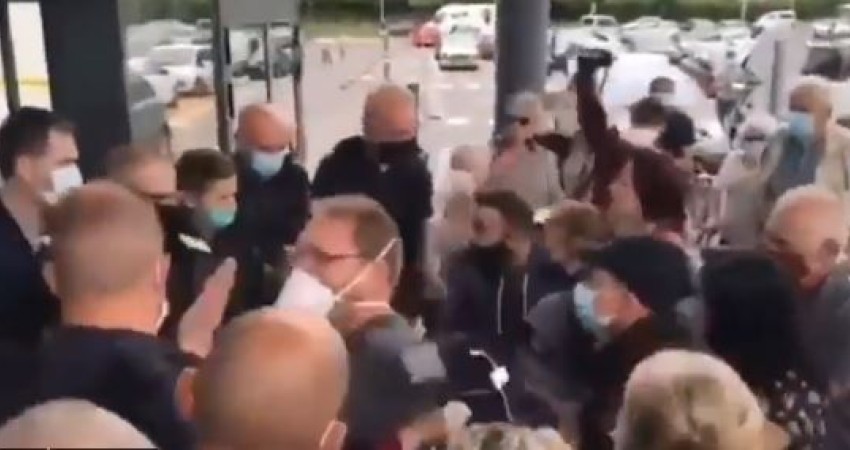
[150,47,195,66]
[599,18,617,27]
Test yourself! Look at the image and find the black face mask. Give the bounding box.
[375,138,418,164]
[471,241,512,265]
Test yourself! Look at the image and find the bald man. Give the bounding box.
[313,84,434,269]
[763,185,850,447]
[233,103,309,293]
[17,181,198,450]
[0,400,156,448]
[181,309,348,450]
[763,82,850,208]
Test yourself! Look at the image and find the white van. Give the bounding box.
[433,3,495,35]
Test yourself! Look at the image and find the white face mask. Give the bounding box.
[275,238,398,316]
[42,164,83,205]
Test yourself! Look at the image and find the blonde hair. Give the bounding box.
[448,423,572,450]
[616,350,767,450]
[545,200,610,253]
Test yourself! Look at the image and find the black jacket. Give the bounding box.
[232,152,310,268]
[577,316,694,450]
[159,205,275,338]
[0,199,58,348]
[6,326,198,450]
[312,136,433,266]
[343,314,441,450]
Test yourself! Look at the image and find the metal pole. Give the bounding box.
[0,0,20,111]
[262,23,273,102]
[211,0,233,153]
[292,25,308,163]
[380,0,390,81]
[494,0,550,133]
[768,40,784,116]
[740,0,749,21]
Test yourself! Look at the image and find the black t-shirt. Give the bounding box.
[0,200,58,348]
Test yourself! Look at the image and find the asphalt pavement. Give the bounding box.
[167,37,496,176]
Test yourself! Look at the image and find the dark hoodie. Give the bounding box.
[312,136,433,266]
[797,264,850,449]
[440,244,573,424]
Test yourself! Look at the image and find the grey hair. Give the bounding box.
[0,399,156,448]
[615,350,766,450]
[448,423,571,450]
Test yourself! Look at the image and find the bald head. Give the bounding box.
[47,181,164,315]
[0,399,155,448]
[765,185,847,285]
[236,103,293,153]
[363,84,416,143]
[766,185,847,256]
[193,309,348,450]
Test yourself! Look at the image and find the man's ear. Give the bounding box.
[175,368,197,422]
[320,421,347,450]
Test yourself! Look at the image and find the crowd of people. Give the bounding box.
[0,48,850,450]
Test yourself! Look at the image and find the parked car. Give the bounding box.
[578,14,619,30]
[753,10,796,36]
[141,73,179,107]
[601,52,729,156]
[147,44,214,95]
[619,16,680,53]
[437,28,480,71]
[126,73,168,143]
[547,27,626,77]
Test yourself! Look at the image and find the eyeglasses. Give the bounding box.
[291,241,364,267]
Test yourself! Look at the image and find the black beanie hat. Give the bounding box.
[584,236,694,312]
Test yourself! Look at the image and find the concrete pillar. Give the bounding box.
[494,0,549,133]
[40,0,133,177]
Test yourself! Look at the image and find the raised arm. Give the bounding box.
[575,52,631,205]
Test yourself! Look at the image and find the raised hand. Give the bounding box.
[178,258,237,358]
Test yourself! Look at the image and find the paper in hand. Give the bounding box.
[401,342,447,384]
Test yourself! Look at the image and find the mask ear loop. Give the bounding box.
[333,238,400,301]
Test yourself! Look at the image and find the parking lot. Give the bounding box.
[167,36,497,175]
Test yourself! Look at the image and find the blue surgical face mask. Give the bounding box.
[208,208,236,230]
[251,150,288,179]
[573,283,612,342]
[787,111,815,141]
